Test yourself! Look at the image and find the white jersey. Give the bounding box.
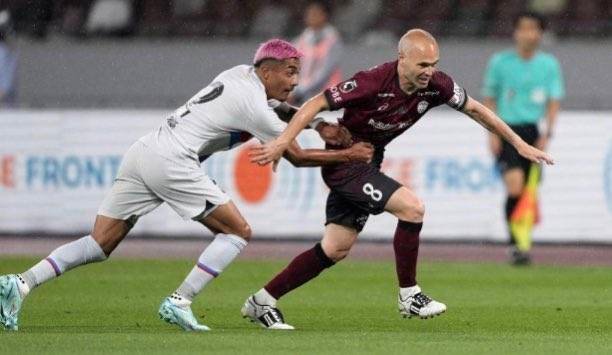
[139,65,286,164]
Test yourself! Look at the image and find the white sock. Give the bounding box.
[21,235,107,294]
[400,285,422,298]
[175,234,247,301]
[254,288,277,307]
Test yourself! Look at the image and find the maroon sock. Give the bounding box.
[393,220,423,288]
[264,243,335,299]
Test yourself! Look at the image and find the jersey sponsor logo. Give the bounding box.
[367,118,409,131]
[377,93,395,98]
[417,90,439,97]
[390,106,409,116]
[417,100,429,114]
[339,80,357,93]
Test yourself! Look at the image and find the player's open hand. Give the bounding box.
[517,142,554,165]
[347,142,374,163]
[315,122,353,147]
[249,139,288,170]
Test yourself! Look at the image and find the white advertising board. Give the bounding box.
[1,110,610,242]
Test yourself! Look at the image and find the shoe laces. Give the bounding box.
[264,307,285,324]
[413,293,432,306]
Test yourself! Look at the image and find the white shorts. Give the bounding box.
[98,141,230,221]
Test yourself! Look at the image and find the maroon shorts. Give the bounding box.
[322,161,402,233]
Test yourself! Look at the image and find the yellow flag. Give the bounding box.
[510,164,541,252]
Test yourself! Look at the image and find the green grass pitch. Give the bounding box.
[1,257,611,354]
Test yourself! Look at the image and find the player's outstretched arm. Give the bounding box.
[273,101,352,147]
[461,96,554,165]
[282,141,373,167]
[250,93,330,168]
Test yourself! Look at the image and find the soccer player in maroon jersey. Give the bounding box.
[242,29,554,330]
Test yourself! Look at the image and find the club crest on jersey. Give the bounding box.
[340,80,357,93]
[417,100,429,114]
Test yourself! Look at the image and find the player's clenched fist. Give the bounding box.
[346,142,374,163]
[315,122,353,147]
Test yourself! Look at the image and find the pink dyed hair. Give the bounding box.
[253,38,303,65]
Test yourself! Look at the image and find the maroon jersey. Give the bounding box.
[323,60,467,150]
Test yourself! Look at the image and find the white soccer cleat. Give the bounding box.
[241,295,294,330]
[158,294,210,332]
[398,285,447,319]
[0,274,26,331]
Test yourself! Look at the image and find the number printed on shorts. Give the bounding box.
[362,183,382,202]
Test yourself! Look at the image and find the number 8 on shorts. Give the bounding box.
[362,183,383,202]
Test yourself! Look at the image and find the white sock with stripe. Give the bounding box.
[19,235,107,296]
[174,234,248,302]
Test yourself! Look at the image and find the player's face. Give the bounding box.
[398,44,439,89]
[514,18,542,51]
[264,58,301,101]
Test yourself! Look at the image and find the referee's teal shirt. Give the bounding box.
[481,50,564,125]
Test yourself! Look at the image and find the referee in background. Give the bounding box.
[482,12,564,265]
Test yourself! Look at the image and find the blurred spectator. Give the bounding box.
[291,1,342,105]
[85,0,135,36]
[57,0,94,37]
[0,9,17,107]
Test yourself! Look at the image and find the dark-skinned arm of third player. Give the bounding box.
[282,141,373,167]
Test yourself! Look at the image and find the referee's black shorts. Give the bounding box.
[497,123,540,177]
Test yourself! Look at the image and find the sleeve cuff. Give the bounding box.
[323,89,338,110]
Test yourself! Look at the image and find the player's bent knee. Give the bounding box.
[321,240,352,262]
[397,198,425,223]
[327,248,350,262]
[413,199,426,220]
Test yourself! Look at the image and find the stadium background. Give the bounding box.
[1,0,610,244]
[1,1,612,353]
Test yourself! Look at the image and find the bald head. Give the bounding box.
[396,29,440,92]
[398,29,438,56]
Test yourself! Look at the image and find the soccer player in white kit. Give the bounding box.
[0,39,374,331]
